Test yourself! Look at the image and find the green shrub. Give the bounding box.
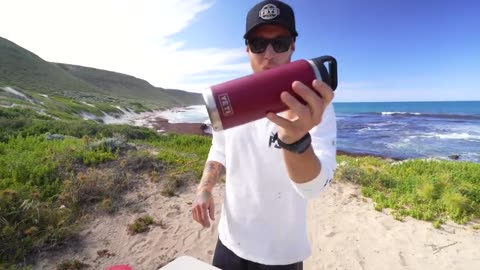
[59,168,128,213]
[0,189,74,262]
[0,134,127,264]
[55,259,90,270]
[127,215,155,235]
[147,133,211,178]
[335,156,480,226]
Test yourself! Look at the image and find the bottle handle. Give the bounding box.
[312,56,338,91]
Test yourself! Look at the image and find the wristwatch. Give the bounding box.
[277,132,312,154]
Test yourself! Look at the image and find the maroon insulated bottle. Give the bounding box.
[202,56,337,131]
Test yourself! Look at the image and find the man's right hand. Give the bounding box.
[192,189,215,228]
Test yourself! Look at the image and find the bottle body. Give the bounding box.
[203,56,337,131]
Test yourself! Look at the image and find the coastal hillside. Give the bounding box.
[55,63,204,107]
[0,36,203,120]
[0,37,102,96]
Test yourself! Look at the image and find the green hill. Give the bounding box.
[0,36,203,119]
[0,37,104,95]
[54,63,203,107]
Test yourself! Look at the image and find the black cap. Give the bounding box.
[243,0,298,39]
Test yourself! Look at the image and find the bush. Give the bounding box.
[335,155,480,226]
[127,215,155,235]
[0,134,128,264]
[0,110,160,143]
[59,168,129,213]
[55,259,90,270]
[0,189,74,262]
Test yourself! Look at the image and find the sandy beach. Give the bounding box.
[31,122,480,270]
[32,179,480,270]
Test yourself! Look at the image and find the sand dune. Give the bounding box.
[33,181,479,270]
[305,182,480,270]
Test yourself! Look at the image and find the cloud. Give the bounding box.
[0,0,250,92]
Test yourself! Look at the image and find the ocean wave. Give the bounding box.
[358,126,390,132]
[157,105,208,123]
[382,111,421,116]
[410,132,480,141]
[378,111,480,120]
[367,121,393,127]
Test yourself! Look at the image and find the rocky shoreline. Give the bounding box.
[150,117,211,136]
[150,117,403,160]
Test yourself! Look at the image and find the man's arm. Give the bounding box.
[267,80,336,199]
[197,160,225,193]
[192,155,225,227]
[281,103,336,199]
[282,146,320,184]
[192,127,226,228]
[192,161,225,228]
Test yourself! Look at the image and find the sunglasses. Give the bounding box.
[246,37,293,54]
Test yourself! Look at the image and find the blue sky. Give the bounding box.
[1,0,479,102]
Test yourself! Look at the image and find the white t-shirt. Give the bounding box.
[207,103,337,265]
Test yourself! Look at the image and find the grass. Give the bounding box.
[0,134,131,262]
[335,155,480,226]
[0,111,208,267]
[140,133,212,197]
[55,259,90,270]
[127,215,156,235]
[145,133,211,179]
[0,107,159,143]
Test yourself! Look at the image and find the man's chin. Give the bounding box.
[256,64,276,72]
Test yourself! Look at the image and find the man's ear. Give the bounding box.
[246,45,250,53]
[291,42,295,52]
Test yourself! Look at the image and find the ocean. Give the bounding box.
[155,101,480,163]
[334,101,480,163]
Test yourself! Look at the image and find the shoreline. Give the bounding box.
[150,117,210,136]
[150,117,404,160]
[140,104,479,164]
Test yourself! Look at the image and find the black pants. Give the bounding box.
[212,239,303,270]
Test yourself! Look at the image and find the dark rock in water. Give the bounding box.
[449,154,461,160]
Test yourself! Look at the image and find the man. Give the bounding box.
[192,1,337,269]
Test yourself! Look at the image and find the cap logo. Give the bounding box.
[259,4,280,20]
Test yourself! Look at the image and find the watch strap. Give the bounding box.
[276,132,312,154]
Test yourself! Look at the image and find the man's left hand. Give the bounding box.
[266,79,334,144]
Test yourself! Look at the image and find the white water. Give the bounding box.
[154,105,209,124]
[100,105,210,131]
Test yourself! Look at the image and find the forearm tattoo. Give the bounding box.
[198,161,225,192]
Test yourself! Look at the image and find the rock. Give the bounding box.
[448,154,461,160]
[45,134,65,141]
[88,137,136,152]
